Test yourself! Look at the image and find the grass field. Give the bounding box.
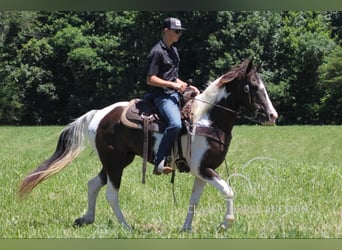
[0,125,341,238]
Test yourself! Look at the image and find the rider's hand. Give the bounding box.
[188,85,200,96]
[172,81,188,93]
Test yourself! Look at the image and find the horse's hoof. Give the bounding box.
[73,218,84,227]
[217,219,234,232]
[73,218,93,227]
[121,223,133,231]
[181,227,192,233]
[217,223,228,232]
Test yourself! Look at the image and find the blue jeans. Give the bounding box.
[153,92,182,167]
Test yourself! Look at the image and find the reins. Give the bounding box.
[192,97,262,124]
[193,97,240,116]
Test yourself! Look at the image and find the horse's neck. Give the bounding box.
[192,89,237,134]
[193,105,236,134]
[211,107,236,133]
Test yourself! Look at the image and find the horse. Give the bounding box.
[18,60,278,231]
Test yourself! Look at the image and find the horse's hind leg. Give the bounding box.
[73,168,107,227]
[103,151,134,230]
[106,175,131,229]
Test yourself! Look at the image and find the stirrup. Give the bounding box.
[175,158,190,172]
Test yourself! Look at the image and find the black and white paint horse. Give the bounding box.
[18,60,278,231]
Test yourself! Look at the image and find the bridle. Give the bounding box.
[192,81,263,124]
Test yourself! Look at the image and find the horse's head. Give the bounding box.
[218,60,278,125]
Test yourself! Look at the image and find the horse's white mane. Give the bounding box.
[192,76,230,123]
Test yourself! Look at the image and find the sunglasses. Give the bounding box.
[173,30,183,34]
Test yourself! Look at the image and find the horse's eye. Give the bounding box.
[244,85,250,93]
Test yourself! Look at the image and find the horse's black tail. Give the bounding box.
[18,110,98,198]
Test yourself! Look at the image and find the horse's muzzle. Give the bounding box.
[261,110,278,125]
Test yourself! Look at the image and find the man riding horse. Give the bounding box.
[146,17,200,175]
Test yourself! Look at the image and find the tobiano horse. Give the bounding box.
[18,60,278,231]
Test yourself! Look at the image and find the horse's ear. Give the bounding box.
[246,60,253,73]
[217,71,239,87]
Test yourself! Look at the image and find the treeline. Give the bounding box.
[0,11,341,125]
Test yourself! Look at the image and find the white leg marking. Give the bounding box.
[80,175,103,224]
[206,177,235,229]
[209,177,234,199]
[182,177,206,231]
[106,177,131,229]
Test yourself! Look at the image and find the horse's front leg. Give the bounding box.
[182,177,206,232]
[222,198,234,230]
[205,169,235,229]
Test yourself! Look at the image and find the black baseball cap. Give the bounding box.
[162,17,187,30]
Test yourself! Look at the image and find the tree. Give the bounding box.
[327,11,342,45]
[272,11,335,124]
[0,11,340,125]
[318,45,342,124]
[0,11,38,124]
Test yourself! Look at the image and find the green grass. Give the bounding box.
[0,125,341,238]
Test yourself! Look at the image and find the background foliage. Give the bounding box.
[0,11,341,125]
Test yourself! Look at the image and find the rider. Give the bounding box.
[146,17,200,175]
